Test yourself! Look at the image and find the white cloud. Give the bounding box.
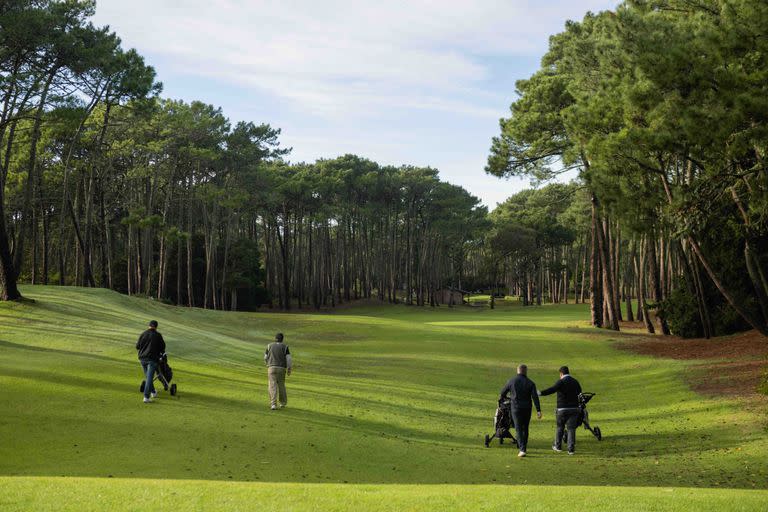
[95,0,616,119]
[93,0,617,205]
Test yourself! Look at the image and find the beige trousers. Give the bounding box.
[268,366,287,407]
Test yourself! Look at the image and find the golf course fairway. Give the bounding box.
[1,286,766,511]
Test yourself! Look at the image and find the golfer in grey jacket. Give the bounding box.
[265,333,292,410]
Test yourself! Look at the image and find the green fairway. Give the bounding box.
[1,286,767,510]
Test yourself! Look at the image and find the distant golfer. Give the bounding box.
[264,333,292,410]
[539,365,582,455]
[136,320,166,404]
[500,364,542,457]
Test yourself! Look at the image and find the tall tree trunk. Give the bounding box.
[659,173,766,335]
[590,202,603,327]
[0,197,21,300]
[593,197,619,331]
[731,188,768,324]
[638,238,655,334]
[689,238,768,336]
[625,242,635,322]
[647,233,671,335]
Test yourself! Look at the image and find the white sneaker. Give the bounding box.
[279,404,286,409]
[270,405,277,410]
[552,446,562,452]
[151,391,158,398]
[568,451,575,455]
[143,397,152,404]
[518,451,526,457]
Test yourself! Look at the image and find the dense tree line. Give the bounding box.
[4,0,766,336]
[0,1,488,310]
[483,183,585,307]
[487,0,768,337]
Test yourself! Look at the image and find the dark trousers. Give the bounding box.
[555,408,580,452]
[511,407,532,452]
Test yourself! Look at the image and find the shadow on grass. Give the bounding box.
[0,339,127,366]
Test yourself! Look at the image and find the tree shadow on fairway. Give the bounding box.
[169,391,261,411]
[0,339,128,366]
[595,426,747,458]
[293,384,485,423]
[277,403,476,449]
[0,363,136,394]
[176,367,256,387]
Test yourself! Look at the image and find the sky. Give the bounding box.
[92,0,618,209]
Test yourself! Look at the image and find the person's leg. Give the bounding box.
[523,407,532,450]
[511,408,524,451]
[144,361,157,400]
[566,411,579,453]
[515,407,531,452]
[554,410,566,450]
[148,360,157,396]
[277,367,287,406]
[524,407,532,451]
[141,361,148,396]
[268,367,278,408]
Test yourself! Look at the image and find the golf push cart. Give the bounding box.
[484,392,602,447]
[140,352,177,396]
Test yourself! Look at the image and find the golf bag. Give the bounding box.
[567,392,602,441]
[484,398,518,447]
[140,352,177,396]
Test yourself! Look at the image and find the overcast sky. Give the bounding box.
[93,0,618,208]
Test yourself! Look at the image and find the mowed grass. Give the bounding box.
[1,285,766,511]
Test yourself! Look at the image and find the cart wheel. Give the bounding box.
[140,381,145,393]
[594,426,602,441]
[484,434,490,448]
[170,383,177,396]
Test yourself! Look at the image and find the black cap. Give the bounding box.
[149,320,158,328]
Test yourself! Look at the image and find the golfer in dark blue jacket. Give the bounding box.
[539,365,582,454]
[136,320,166,404]
[499,364,541,457]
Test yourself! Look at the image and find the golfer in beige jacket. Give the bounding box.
[264,333,292,410]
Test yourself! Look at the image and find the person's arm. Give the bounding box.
[499,380,512,401]
[539,379,562,397]
[286,346,292,372]
[135,333,142,351]
[264,346,269,365]
[532,384,542,416]
[159,333,166,354]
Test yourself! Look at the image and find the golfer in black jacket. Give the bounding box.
[499,364,541,457]
[136,320,166,404]
[539,365,582,454]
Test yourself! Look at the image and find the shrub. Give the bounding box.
[661,286,702,338]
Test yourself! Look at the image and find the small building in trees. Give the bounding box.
[435,288,469,306]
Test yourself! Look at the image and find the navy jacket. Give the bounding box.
[540,375,582,409]
[500,374,541,411]
[136,329,166,362]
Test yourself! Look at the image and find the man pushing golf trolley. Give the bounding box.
[485,365,601,455]
[136,320,178,403]
[140,352,177,397]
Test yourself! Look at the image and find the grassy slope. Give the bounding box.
[0,286,766,510]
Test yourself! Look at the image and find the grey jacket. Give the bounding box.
[264,342,292,368]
